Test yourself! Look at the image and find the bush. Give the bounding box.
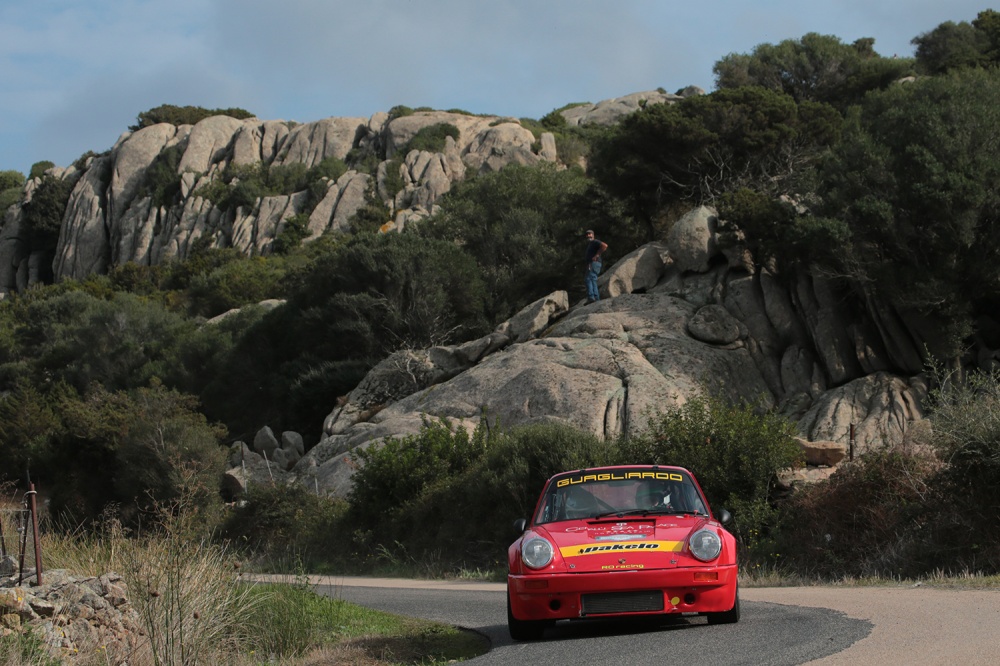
[185,255,286,317]
[271,213,312,255]
[616,396,802,551]
[773,443,938,577]
[139,143,187,208]
[219,483,347,570]
[346,417,610,570]
[403,123,460,153]
[29,161,55,179]
[20,175,73,252]
[112,383,228,517]
[925,367,1000,546]
[421,162,590,323]
[130,104,255,131]
[0,186,21,213]
[0,169,25,191]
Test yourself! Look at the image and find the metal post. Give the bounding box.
[28,484,42,586]
[17,504,28,585]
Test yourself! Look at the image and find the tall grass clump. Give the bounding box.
[121,500,258,666]
[0,631,61,666]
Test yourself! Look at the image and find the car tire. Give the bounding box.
[706,586,741,625]
[507,591,547,641]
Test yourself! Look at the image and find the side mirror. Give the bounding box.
[513,518,527,533]
[717,509,732,525]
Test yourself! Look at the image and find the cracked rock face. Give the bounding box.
[296,291,775,497]
[293,215,938,497]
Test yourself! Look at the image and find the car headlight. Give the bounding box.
[521,537,554,569]
[689,529,722,562]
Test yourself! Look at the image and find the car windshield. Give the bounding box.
[533,469,709,524]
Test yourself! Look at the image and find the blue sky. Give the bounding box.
[0,1,989,175]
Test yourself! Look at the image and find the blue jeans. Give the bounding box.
[585,260,602,302]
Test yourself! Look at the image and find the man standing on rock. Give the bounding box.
[584,229,608,304]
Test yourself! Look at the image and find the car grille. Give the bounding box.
[580,590,664,615]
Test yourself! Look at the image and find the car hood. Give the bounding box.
[538,516,713,572]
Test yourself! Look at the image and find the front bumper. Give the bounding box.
[508,565,737,621]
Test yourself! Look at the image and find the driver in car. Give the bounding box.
[635,482,676,511]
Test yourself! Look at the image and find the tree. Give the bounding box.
[421,163,590,322]
[199,232,488,442]
[714,33,914,109]
[113,383,227,515]
[590,88,841,219]
[2,288,229,396]
[815,68,1000,359]
[912,20,989,74]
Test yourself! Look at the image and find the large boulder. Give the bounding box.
[299,291,775,497]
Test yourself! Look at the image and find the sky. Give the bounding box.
[0,0,991,176]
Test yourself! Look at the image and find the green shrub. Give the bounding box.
[0,169,25,191]
[381,157,406,198]
[29,161,55,179]
[403,123,460,153]
[346,146,382,173]
[617,396,802,550]
[387,105,415,121]
[139,143,187,208]
[20,175,73,252]
[130,104,255,131]
[272,213,312,255]
[0,187,21,213]
[345,417,611,569]
[925,367,1000,542]
[192,158,344,215]
[347,185,392,233]
[220,484,347,570]
[348,417,487,532]
[185,255,286,317]
[309,156,348,184]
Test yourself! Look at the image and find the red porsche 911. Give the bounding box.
[507,465,739,640]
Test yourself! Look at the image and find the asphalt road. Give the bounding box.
[251,575,1000,664]
[319,583,867,665]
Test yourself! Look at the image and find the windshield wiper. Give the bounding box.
[594,509,706,519]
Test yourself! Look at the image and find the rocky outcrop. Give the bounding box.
[560,90,693,126]
[290,204,933,498]
[0,106,572,294]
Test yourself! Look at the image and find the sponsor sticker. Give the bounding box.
[556,471,685,488]
[560,540,683,557]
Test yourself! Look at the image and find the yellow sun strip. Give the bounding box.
[560,540,684,557]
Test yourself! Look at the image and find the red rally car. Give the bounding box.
[507,465,739,640]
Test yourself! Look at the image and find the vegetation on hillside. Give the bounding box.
[129,103,255,131]
[1,10,1000,590]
